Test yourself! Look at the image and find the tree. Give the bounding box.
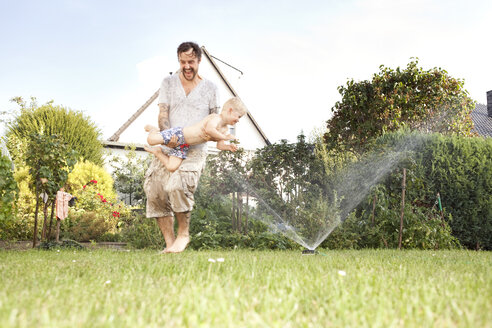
[6,97,104,166]
[109,146,151,206]
[24,133,77,247]
[207,142,250,233]
[248,133,338,248]
[0,153,18,239]
[324,59,476,153]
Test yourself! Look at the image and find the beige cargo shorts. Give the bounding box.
[144,149,206,218]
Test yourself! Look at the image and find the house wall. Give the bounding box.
[103,144,150,174]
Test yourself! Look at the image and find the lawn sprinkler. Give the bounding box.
[302,249,317,255]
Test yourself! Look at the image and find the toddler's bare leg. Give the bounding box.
[145,125,165,145]
[144,145,170,167]
[144,146,183,173]
[166,156,184,173]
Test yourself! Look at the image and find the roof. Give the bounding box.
[201,46,270,146]
[471,103,492,137]
[103,140,146,151]
[107,46,270,146]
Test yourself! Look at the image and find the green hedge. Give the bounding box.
[362,132,491,250]
[415,134,492,249]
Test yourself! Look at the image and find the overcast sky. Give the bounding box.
[1,0,491,144]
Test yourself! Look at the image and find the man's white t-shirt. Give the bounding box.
[156,72,219,170]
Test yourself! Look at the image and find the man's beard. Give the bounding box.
[182,68,196,81]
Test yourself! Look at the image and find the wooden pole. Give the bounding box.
[232,192,236,231]
[237,191,243,233]
[245,192,249,234]
[371,194,377,226]
[398,168,406,250]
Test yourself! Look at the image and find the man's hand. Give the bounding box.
[166,135,179,148]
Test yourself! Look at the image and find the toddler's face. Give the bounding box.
[227,110,243,125]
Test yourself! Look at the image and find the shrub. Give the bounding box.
[61,211,112,242]
[67,161,116,199]
[326,131,490,250]
[6,98,104,166]
[0,153,19,240]
[119,211,163,249]
[415,134,492,249]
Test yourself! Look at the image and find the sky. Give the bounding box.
[1,0,491,145]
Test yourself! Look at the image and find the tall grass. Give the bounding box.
[1,249,490,327]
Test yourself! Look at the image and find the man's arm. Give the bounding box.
[158,103,171,131]
[158,103,178,147]
[204,117,235,141]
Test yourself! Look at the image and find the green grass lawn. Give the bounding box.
[1,249,491,327]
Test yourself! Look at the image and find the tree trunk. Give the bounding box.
[56,219,61,242]
[47,201,55,241]
[33,185,40,248]
[41,202,49,241]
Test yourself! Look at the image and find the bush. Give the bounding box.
[323,202,459,250]
[325,131,489,250]
[61,211,112,242]
[119,211,163,249]
[417,134,492,249]
[0,153,19,240]
[374,132,492,249]
[67,161,116,199]
[6,98,104,166]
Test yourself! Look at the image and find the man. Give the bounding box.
[144,42,219,253]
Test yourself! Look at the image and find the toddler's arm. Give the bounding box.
[216,140,238,152]
[204,117,236,141]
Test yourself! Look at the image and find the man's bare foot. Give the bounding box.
[144,124,159,132]
[165,235,190,253]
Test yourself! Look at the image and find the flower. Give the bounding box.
[338,270,346,276]
[83,185,86,189]
[217,258,225,262]
[208,258,216,263]
[112,211,120,218]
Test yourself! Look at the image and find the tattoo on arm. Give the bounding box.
[158,103,170,131]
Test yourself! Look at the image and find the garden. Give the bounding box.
[1,60,491,327]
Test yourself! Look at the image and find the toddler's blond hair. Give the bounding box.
[222,97,247,115]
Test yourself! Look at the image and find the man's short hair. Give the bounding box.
[223,97,248,116]
[177,42,202,61]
